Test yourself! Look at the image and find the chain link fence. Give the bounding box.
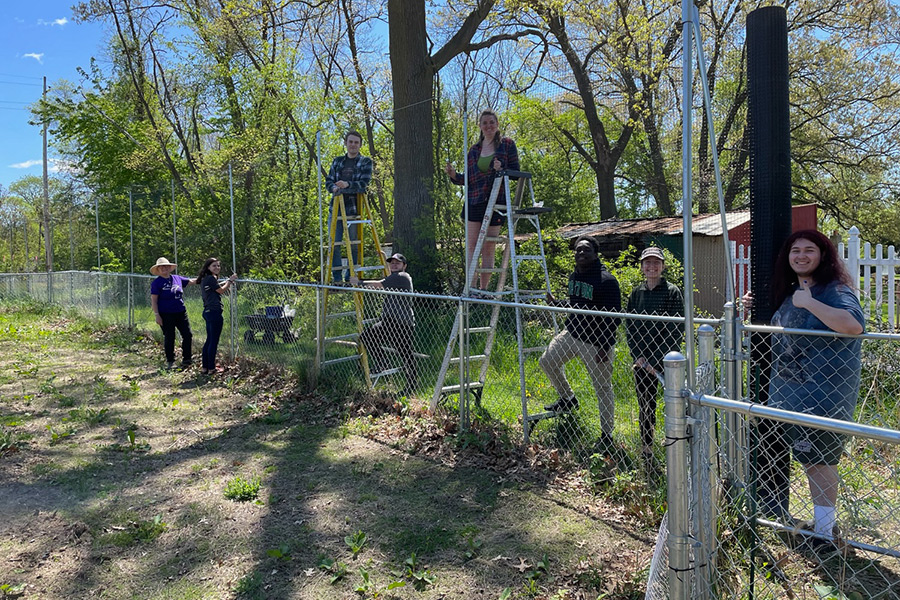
[5,271,900,599]
[652,314,900,599]
[1,271,692,463]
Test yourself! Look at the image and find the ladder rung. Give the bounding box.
[515,290,549,299]
[347,219,372,226]
[484,236,507,243]
[322,355,361,367]
[440,382,485,395]
[514,255,543,261]
[372,367,402,377]
[323,240,362,249]
[449,354,487,364]
[355,266,386,273]
[326,332,359,342]
[326,311,356,320]
[380,347,428,359]
[474,268,504,273]
[466,326,492,334]
[523,346,548,354]
[524,410,556,423]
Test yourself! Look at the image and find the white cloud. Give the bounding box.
[23,53,44,64]
[9,159,76,173]
[9,160,42,169]
[37,18,68,26]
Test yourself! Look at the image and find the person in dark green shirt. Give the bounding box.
[626,247,684,462]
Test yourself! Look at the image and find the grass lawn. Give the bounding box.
[0,302,659,599]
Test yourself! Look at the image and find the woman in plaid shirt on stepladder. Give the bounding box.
[445,109,519,292]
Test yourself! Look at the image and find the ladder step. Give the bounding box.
[466,326,492,334]
[484,236,507,243]
[326,311,356,320]
[372,367,402,377]
[326,332,360,342]
[380,347,429,359]
[514,255,544,261]
[514,206,551,215]
[323,240,362,249]
[347,218,372,226]
[474,267,504,273]
[355,266,387,273]
[524,410,556,423]
[322,355,361,367]
[440,382,485,395]
[523,346,548,354]
[449,354,487,364]
[515,291,549,300]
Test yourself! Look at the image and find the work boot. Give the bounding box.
[544,395,578,413]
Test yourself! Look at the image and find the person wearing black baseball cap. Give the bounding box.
[626,246,684,467]
[350,253,416,394]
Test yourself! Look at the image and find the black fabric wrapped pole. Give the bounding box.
[747,5,792,521]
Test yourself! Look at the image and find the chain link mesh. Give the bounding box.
[4,271,900,599]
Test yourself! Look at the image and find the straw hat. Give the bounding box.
[150,257,177,276]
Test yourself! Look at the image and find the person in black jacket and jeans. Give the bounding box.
[540,236,621,443]
[626,247,684,462]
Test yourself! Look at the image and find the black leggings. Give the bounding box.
[160,311,193,364]
[634,367,660,450]
[202,309,224,369]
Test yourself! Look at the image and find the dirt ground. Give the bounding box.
[0,308,658,599]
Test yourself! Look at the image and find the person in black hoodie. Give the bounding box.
[539,236,621,441]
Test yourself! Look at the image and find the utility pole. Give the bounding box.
[42,77,53,275]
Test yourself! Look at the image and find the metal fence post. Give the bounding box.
[722,302,746,489]
[694,325,717,600]
[664,351,691,600]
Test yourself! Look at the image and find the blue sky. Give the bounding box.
[0,2,105,192]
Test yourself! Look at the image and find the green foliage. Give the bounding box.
[0,427,26,457]
[344,529,368,558]
[463,531,483,560]
[318,556,349,585]
[233,571,263,598]
[46,423,76,445]
[0,582,26,597]
[66,406,109,426]
[265,544,292,561]
[98,514,167,547]
[223,475,261,502]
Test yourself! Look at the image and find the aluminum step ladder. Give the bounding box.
[315,192,389,386]
[431,171,557,435]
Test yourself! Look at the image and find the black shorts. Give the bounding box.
[785,424,847,466]
[462,203,506,226]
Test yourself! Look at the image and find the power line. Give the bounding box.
[0,80,42,87]
[0,100,31,105]
[0,72,43,80]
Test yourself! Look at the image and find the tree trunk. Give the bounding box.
[388,0,438,289]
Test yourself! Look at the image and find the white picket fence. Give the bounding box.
[733,226,899,329]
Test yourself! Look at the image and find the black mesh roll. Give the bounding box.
[747,5,793,522]
[748,5,792,324]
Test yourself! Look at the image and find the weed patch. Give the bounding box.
[223,475,261,502]
[97,515,167,547]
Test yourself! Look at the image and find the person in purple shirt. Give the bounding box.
[150,257,197,369]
